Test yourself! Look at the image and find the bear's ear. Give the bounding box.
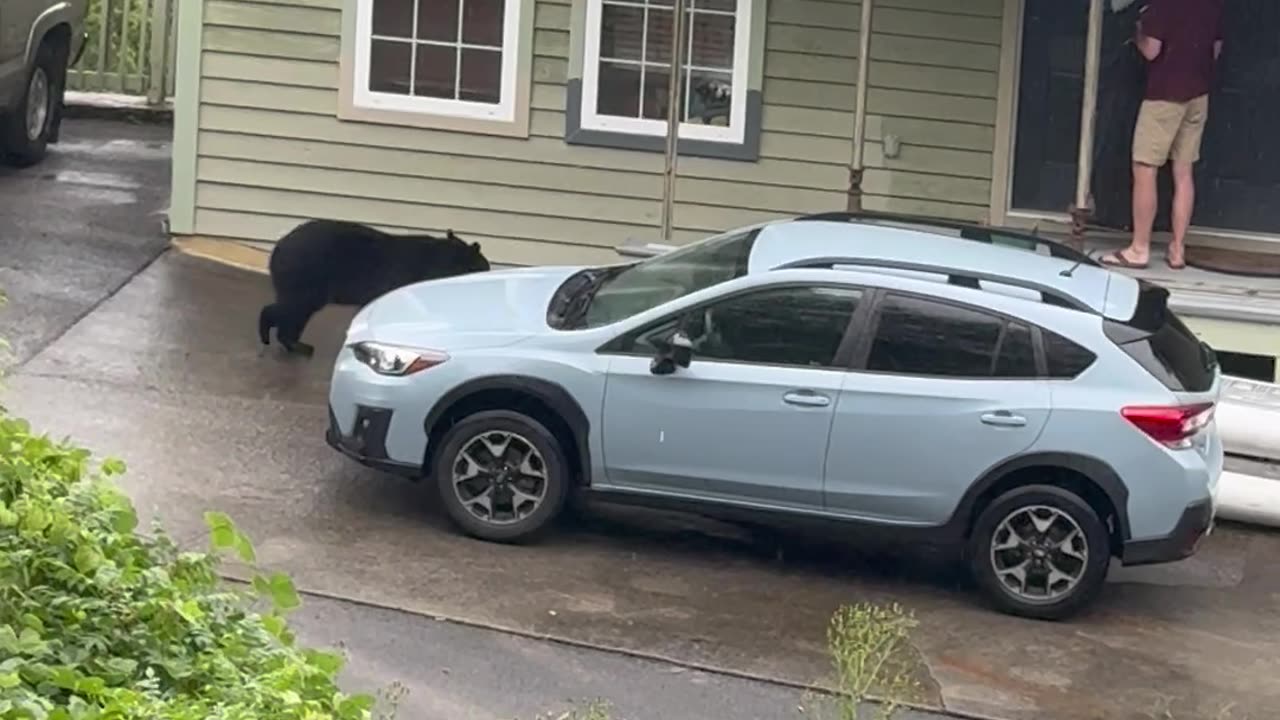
[446,229,460,242]
[471,241,482,251]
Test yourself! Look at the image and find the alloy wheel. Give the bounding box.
[451,430,549,526]
[989,504,1090,603]
[26,67,50,142]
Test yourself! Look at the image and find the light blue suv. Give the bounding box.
[326,211,1223,620]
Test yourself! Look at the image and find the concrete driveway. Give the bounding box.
[4,249,1278,720]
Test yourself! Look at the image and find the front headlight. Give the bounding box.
[350,342,449,376]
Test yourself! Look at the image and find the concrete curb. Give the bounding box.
[63,91,172,124]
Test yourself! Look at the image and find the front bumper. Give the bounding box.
[325,405,422,479]
[1121,498,1215,566]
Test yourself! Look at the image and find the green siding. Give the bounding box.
[186,0,1003,264]
[859,0,1001,220]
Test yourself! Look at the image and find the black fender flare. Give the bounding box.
[421,374,592,481]
[942,451,1131,543]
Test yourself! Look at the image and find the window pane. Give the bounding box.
[641,66,671,120]
[1044,331,1097,378]
[688,10,734,69]
[685,70,731,125]
[462,0,505,46]
[597,61,641,117]
[694,0,735,11]
[369,40,412,94]
[373,0,415,38]
[645,8,675,65]
[867,294,1003,377]
[459,48,501,102]
[417,0,461,42]
[694,287,862,368]
[995,322,1038,378]
[414,44,457,98]
[600,3,644,61]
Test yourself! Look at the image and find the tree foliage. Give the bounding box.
[0,410,378,720]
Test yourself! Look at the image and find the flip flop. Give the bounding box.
[1165,256,1186,270]
[1099,250,1149,269]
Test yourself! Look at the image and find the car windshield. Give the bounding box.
[580,227,762,328]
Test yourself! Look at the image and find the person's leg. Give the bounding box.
[1167,95,1209,268]
[1131,162,1159,259]
[1105,100,1181,267]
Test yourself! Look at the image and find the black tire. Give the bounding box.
[1,39,63,167]
[967,484,1111,621]
[432,410,570,543]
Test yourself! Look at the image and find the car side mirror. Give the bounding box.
[649,330,694,375]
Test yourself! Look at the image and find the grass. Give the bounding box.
[800,602,923,720]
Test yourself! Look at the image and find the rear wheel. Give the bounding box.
[432,410,570,543]
[967,485,1111,621]
[2,39,64,167]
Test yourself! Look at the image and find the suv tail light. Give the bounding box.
[1121,402,1215,449]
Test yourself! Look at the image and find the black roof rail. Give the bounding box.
[778,255,1095,313]
[793,210,1099,267]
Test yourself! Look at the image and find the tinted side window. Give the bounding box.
[867,294,1003,377]
[1044,331,1097,378]
[690,286,862,368]
[995,322,1038,378]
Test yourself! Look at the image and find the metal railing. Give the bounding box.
[68,0,177,104]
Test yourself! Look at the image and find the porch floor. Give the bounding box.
[1064,232,1280,325]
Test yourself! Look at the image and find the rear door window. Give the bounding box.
[866,294,1005,377]
[995,322,1038,378]
[1043,331,1097,378]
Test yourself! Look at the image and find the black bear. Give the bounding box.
[258,219,491,356]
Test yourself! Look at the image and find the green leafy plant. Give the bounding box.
[0,407,384,719]
[801,602,921,720]
[83,0,150,73]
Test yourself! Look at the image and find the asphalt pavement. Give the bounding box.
[288,589,957,720]
[4,118,1280,720]
[0,119,171,368]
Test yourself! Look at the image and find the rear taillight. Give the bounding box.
[1121,402,1215,449]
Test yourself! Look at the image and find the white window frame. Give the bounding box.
[351,0,523,123]
[580,0,752,144]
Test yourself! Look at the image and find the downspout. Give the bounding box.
[846,0,875,212]
[659,0,689,241]
[1069,0,1105,250]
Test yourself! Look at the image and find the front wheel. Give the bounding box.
[432,410,570,543]
[967,485,1111,621]
[2,41,63,167]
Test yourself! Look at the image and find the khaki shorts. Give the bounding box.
[1133,94,1209,167]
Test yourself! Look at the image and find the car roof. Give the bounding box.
[746,219,1138,319]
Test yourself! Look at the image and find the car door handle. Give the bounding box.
[783,390,831,408]
[981,411,1027,427]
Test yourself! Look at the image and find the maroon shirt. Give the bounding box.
[1139,0,1225,102]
